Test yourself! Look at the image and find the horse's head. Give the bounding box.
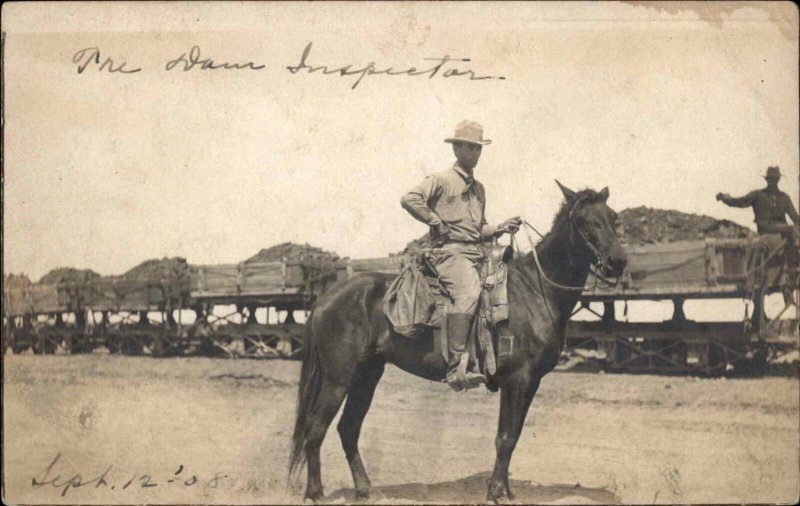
[555,180,627,278]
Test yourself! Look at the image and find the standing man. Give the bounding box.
[717,166,799,305]
[401,120,521,391]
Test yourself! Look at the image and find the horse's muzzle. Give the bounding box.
[602,254,627,278]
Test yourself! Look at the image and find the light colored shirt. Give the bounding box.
[401,164,498,243]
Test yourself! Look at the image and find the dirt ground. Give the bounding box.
[3,354,798,505]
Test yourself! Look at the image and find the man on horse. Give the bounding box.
[717,165,799,305]
[400,120,521,391]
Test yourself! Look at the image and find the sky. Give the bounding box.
[3,1,798,287]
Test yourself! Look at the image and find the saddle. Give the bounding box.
[383,244,513,378]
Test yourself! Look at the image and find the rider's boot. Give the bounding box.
[445,313,485,392]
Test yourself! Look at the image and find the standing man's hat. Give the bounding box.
[764,166,781,179]
[445,120,492,146]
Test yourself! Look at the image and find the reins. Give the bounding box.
[510,196,623,324]
[518,219,590,292]
[514,195,607,292]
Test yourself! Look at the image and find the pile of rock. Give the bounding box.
[122,257,194,280]
[245,242,340,264]
[4,273,32,288]
[617,206,756,246]
[38,268,101,285]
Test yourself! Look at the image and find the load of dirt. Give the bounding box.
[4,273,33,289]
[37,268,101,285]
[244,242,340,264]
[617,207,757,245]
[122,257,194,281]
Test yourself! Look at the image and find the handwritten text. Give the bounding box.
[71,43,507,89]
[31,453,228,497]
[72,47,142,74]
[286,42,506,89]
[165,45,266,71]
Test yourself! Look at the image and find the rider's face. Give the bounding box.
[766,176,780,189]
[453,142,482,170]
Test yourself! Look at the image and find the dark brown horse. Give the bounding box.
[289,182,627,503]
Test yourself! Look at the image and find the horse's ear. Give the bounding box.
[599,186,609,201]
[555,180,577,202]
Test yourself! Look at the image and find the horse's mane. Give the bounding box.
[507,187,608,274]
[549,188,606,230]
[510,187,606,276]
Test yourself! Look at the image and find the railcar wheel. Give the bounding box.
[120,335,144,356]
[150,331,183,357]
[67,334,92,354]
[735,347,768,377]
[148,335,165,357]
[33,336,57,355]
[706,343,727,376]
[10,340,29,354]
[106,334,121,354]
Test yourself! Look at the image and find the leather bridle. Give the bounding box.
[568,197,609,274]
[518,196,618,292]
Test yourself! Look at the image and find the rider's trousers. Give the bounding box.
[431,242,485,315]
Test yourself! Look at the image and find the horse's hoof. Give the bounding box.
[486,483,506,504]
[355,488,370,500]
[304,488,324,503]
[487,495,506,505]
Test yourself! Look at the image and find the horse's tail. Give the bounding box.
[289,310,322,480]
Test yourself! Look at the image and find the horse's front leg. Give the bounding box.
[487,372,541,503]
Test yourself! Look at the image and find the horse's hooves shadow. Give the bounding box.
[325,471,619,504]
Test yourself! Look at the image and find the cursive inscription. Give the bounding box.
[286,42,506,89]
[31,453,228,497]
[165,45,266,71]
[32,453,112,497]
[71,43,506,87]
[72,47,142,74]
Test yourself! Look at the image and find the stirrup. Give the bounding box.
[446,354,485,392]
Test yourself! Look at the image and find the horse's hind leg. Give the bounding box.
[305,379,348,501]
[337,359,385,499]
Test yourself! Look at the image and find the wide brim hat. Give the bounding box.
[764,166,781,179]
[445,120,492,146]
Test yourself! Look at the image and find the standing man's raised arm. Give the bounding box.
[716,191,756,208]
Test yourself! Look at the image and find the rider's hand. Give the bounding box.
[498,216,522,235]
[716,193,729,202]
[433,222,452,244]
